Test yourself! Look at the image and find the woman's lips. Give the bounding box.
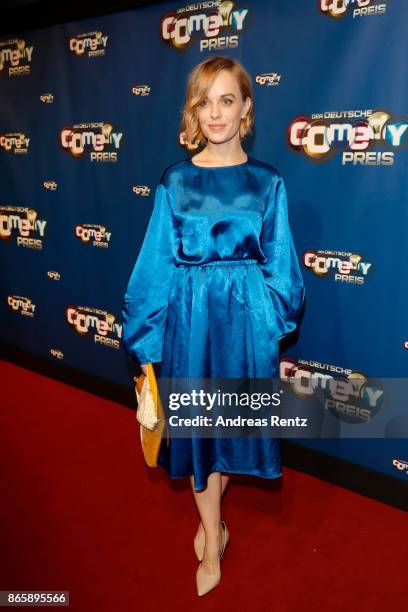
[208,125,226,130]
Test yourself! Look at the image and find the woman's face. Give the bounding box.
[196,69,251,145]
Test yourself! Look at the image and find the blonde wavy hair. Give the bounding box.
[179,55,254,152]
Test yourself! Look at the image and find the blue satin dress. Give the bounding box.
[122,156,305,491]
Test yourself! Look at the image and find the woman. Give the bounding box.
[122,55,305,596]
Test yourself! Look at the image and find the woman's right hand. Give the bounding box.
[140,363,149,376]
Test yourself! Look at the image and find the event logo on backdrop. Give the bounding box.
[392,458,408,475]
[66,306,121,350]
[69,31,109,57]
[131,85,151,96]
[0,207,46,248]
[0,133,30,154]
[319,0,390,19]
[75,224,112,247]
[40,94,54,103]
[43,180,57,191]
[132,185,151,196]
[255,72,281,87]
[280,357,384,424]
[161,1,249,51]
[60,122,124,162]
[7,295,36,316]
[288,109,404,164]
[47,271,61,281]
[0,38,33,77]
[304,250,372,284]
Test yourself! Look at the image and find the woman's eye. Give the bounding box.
[198,99,233,108]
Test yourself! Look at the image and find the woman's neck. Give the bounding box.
[192,146,247,165]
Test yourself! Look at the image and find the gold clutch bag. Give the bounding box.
[134,363,169,467]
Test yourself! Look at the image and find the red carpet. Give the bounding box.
[1,359,407,611]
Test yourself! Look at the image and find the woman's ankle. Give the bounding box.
[204,525,222,546]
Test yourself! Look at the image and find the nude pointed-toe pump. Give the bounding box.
[196,521,229,597]
[194,519,230,561]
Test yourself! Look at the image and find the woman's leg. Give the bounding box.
[190,471,225,572]
[193,473,230,541]
[221,474,230,494]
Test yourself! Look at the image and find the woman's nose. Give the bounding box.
[210,104,221,118]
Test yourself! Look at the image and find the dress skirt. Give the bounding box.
[157,258,282,491]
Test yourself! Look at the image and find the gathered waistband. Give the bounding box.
[177,258,258,268]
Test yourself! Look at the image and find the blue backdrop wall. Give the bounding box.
[1,0,407,484]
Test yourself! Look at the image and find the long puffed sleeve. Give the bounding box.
[259,173,305,341]
[121,180,179,365]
